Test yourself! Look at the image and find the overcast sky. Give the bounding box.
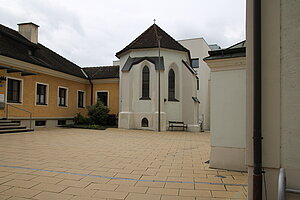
[1,0,246,66]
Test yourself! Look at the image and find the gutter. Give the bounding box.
[253,0,263,199]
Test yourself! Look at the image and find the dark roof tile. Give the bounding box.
[0,24,85,78]
[83,66,119,79]
[116,24,189,58]
[204,40,246,61]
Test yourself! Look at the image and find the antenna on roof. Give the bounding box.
[153,19,156,24]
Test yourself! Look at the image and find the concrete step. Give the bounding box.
[0,123,20,126]
[0,120,15,123]
[0,126,27,130]
[0,128,33,134]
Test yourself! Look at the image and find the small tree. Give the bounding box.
[87,101,110,125]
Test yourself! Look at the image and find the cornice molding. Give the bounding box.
[205,57,246,72]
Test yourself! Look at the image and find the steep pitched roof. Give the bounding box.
[204,40,246,61]
[0,24,86,78]
[116,24,189,58]
[83,66,119,79]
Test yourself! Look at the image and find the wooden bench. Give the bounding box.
[168,121,188,131]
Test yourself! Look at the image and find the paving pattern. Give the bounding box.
[0,128,248,200]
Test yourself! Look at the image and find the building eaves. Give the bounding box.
[122,56,164,72]
[182,60,197,75]
[203,40,246,61]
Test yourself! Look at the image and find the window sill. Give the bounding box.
[139,97,151,100]
[36,103,47,106]
[59,105,68,107]
[168,98,179,102]
[7,101,22,104]
[78,106,85,108]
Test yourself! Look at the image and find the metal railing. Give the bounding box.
[278,168,300,200]
[6,104,32,129]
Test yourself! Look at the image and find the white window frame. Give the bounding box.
[57,86,68,108]
[77,90,86,108]
[95,90,109,107]
[35,82,49,106]
[6,77,24,105]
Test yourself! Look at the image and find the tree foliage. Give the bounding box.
[87,101,110,125]
[74,113,89,125]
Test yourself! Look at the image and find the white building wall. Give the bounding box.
[246,0,300,199]
[281,3,300,200]
[118,48,199,131]
[178,38,211,130]
[207,58,247,171]
[181,61,199,130]
[211,69,246,148]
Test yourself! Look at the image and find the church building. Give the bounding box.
[0,22,213,132]
[116,24,200,131]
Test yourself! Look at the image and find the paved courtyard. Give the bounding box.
[0,128,247,200]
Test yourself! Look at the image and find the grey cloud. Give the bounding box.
[1,0,245,66]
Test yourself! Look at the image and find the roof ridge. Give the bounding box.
[0,24,37,47]
[117,25,156,55]
[116,24,189,58]
[82,65,118,68]
[0,23,86,79]
[37,43,82,70]
[154,24,189,52]
[226,40,246,49]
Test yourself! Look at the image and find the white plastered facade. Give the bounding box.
[206,57,247,172]
[118,48,199,132]
[246,0,300,199]
[178,38,211,130]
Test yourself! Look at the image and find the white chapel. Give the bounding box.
[116,24,201,131]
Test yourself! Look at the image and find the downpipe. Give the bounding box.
[253,0,263,199]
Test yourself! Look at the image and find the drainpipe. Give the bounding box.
[253,0,263,199]
[89,79,94,105]
[158,37,161,132]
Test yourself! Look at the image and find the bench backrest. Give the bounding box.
[169,121,184,124]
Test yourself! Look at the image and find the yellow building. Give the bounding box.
[0,22,119,129]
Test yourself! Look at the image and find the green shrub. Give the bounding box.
[87,101,110,125]
[74,113,89,125]
[65,124,106,130]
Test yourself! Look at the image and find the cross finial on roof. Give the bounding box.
[153,19,156,24]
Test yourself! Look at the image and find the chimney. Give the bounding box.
[18,22,39,44]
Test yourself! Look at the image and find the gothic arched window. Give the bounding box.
[142,66,150,99]
[168,69,176,100]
